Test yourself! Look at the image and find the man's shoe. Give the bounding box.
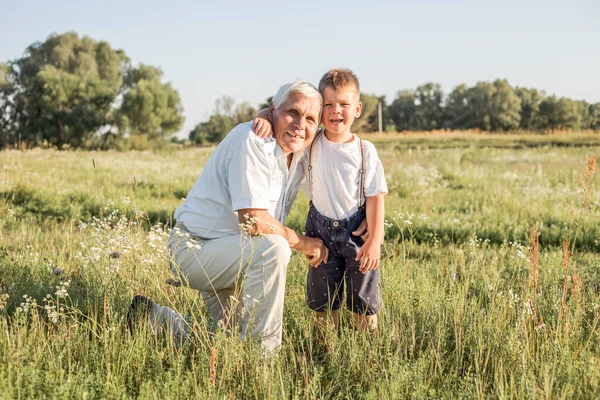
[127,295,155,336]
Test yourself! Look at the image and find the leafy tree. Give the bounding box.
[5,32,129,148]
[0,64,8,85]
[515,87,543,130]
[389,90,417,131]
[117,64,184,144]
[589,103,600,130]
[0,63,18,147]
[213,95,235,118]
[189,97,256,144]
[489,79,522,131]
[258,96,273,112]
[231,101,257,126]
[555,98,580,130]
[376,95,396,132]
[414,82,445,130]
[444,84,471,129]
[466,82,489,130]
[0,32,184,149]
[537,97,581,131]
[536,96,559,131]
[467,80,521,131]
[351,93,378,133]
[188,123,208,145]
[575,100,590,129]
[190,114,233,145]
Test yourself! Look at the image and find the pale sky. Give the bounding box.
[2,0,599,138]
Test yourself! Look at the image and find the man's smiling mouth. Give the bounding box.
[286,132,304,139]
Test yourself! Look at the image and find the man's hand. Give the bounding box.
[355,238,380,274]
[237,209,329,267]
[302,237,329,267]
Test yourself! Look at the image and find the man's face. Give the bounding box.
[269,91,320,155]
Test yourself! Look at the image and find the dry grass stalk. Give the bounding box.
[560,238,570,317]
[571,268,581,297]
[529,226,540,326]
[210,347,217,387]
[572,154,596,253]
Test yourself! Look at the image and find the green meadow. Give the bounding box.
[0,133,599,399]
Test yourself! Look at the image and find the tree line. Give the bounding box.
[0,32,183,150]
[189,80,600,145]
[2,33,598,150]
[385,81,600,133]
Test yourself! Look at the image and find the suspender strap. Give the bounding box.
[358,138,365,209]
[307,129,322,201]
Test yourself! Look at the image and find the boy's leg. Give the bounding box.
[316,310,339,331]
[344,257,381,333]
[305,204,344,332]
[332,206,380,332]
[307,258,344,333]
[353,313,378,332]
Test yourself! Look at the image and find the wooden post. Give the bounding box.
[378,101,383,133]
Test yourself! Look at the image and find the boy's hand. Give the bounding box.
[353,218,385,245]
[252,115,272,139]
[352,219,369,242]
[355,238,380,274]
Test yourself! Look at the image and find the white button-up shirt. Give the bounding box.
[174,122,305,239]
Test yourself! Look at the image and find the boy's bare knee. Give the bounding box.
[354,313,378,333]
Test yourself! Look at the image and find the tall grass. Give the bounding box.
[0,135,599,398]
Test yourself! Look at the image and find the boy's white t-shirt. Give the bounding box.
[305,132,388,220]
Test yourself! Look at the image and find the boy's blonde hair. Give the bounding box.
[318,68,360,95]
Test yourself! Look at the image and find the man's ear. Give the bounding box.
[268,101,275,120]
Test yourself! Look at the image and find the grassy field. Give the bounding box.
[0,133,599,399]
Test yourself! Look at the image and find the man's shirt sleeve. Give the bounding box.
[229,133,273,212]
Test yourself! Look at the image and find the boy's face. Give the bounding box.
[321,85,362,136]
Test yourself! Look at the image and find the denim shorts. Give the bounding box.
[305,202,381,315]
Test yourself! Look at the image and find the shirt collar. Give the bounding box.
[274,141,286,161]
[273,142,306,165]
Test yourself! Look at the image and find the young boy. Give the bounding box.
[254,69,387,332]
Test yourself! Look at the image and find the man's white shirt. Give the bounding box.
[174,122,304,239]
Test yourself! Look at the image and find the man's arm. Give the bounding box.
[238,208,328,267]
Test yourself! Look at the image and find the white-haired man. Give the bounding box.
[130,81,328,352]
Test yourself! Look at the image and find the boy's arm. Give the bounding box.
[238,208,328,267]
[355,193,385,273]
[253,108,272,138]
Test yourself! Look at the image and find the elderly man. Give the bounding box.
[131,81,328,352]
